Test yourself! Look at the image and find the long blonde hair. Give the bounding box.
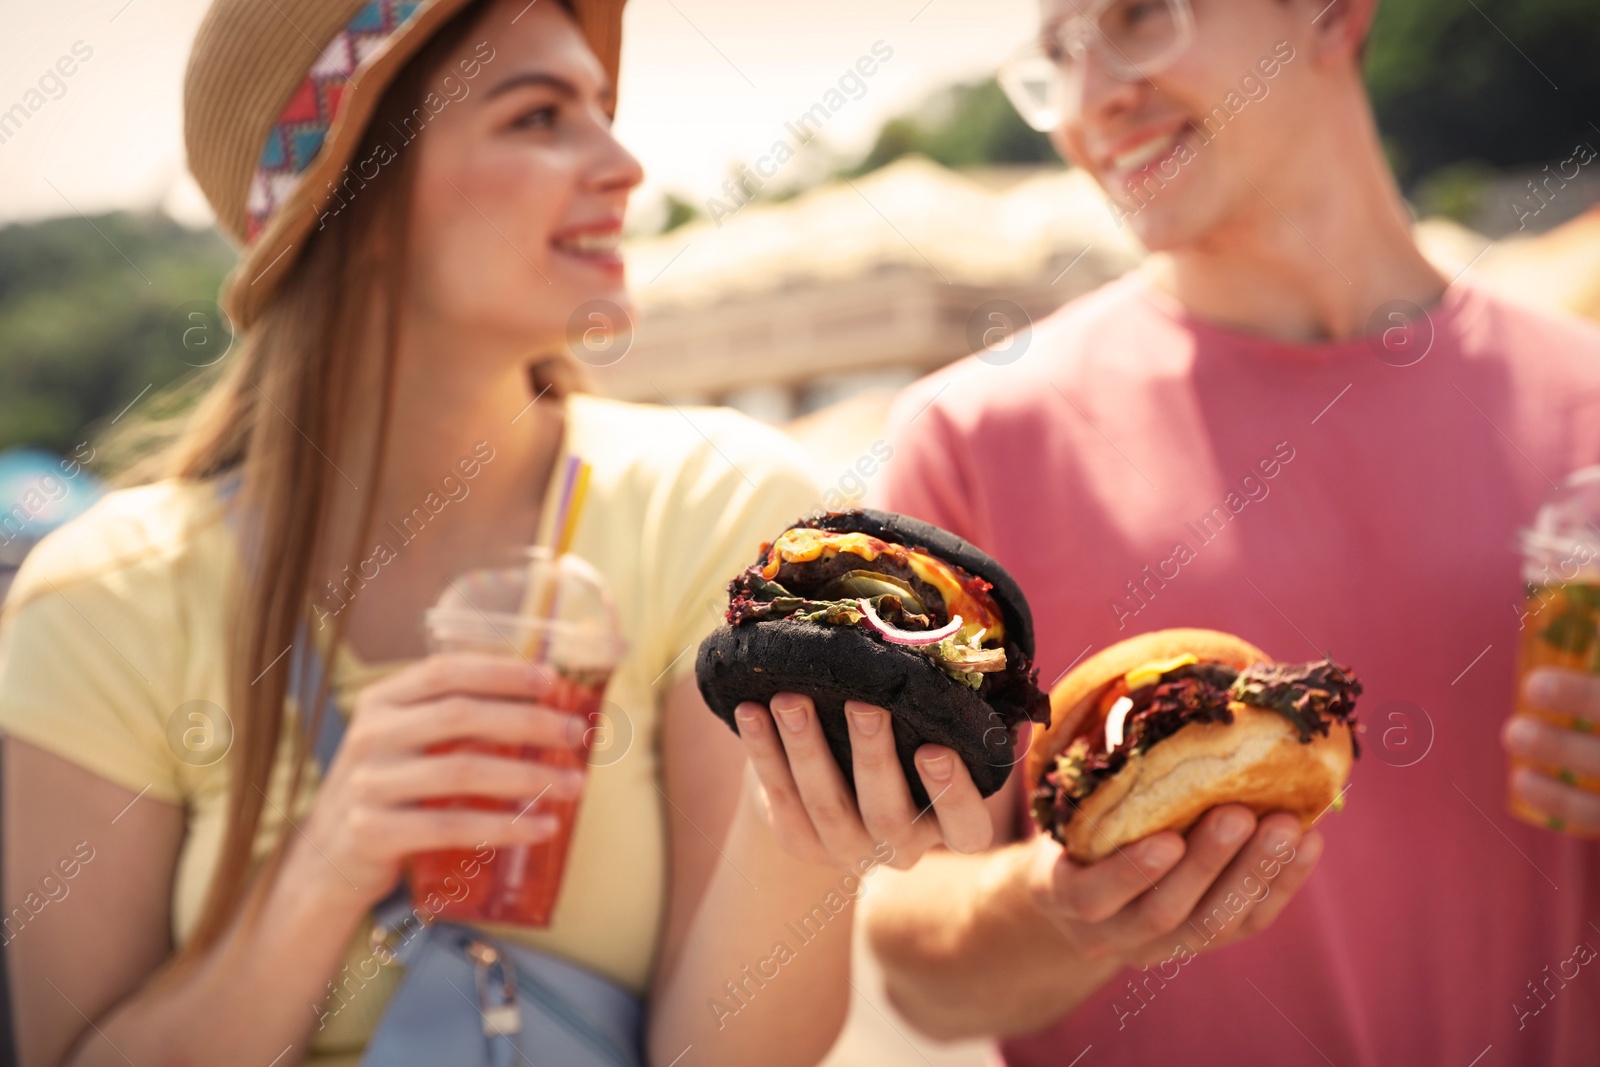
[166,0,585,960]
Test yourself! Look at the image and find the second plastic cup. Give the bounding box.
[1512,466,1600,836]
[408,548,626,927]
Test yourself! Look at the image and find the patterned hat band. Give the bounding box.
[245,0,423,239]
[184,0,624,327]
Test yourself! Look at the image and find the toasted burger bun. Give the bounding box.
[1030,628,1354,864]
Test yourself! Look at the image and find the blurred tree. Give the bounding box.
[5,0,1599,465]
[847,78,1056,176]
[0,212,233,456]
[660,192,701,233]
[1366,0,1600,188]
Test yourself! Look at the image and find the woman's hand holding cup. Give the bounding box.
[287,653,587,911]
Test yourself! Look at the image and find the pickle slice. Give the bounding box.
[817,570,929,616]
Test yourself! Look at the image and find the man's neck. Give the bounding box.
[1143,93,1448,344]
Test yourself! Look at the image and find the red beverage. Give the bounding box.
[408,669,611,926]
[408,548,625,927]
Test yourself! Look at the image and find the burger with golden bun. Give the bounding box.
[1028,628,1361,863]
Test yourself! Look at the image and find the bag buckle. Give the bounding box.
[467,939,522,1037]
[368,909,428,967]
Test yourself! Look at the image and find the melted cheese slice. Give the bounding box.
[1123,653,1198,691]
[760,527,1005,643]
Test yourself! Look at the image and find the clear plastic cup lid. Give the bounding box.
[424,547,626,670]
[1520,465,1600,584]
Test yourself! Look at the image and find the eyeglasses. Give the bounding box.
[997,0,1196,132]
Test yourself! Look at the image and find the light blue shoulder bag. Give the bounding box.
[289,632,646,1067]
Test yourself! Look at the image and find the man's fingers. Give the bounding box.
[733,701,827,860]
[1503,715,1600,779]
[1523,668,1600,724]
[1234,828,1324,939]
[910,743,993,855]
[1100,805,1256,947]
[1170,813,1303,952]
[1035,831,1185,927]
[1511,766,1600,833]
[768,692,875,858]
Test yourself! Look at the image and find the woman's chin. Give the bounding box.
[551,247,628,288]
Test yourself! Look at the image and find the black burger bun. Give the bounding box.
[695,508,1045,808]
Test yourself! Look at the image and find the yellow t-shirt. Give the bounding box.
[0,392,820,1065]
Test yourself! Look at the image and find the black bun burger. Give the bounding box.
[695,509,1049,808]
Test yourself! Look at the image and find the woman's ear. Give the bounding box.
[1302,0,1379,68]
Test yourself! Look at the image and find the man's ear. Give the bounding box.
[1302,0,1378,67]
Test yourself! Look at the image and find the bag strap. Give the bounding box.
[215,472,356,774]
[287,622,348,774]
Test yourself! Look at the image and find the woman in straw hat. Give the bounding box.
[0,0,997,1064]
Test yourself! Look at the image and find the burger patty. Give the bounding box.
[1032,660,1362,834]
[770,550,950,622]
[722,548,1049,729]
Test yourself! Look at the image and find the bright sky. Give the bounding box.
[0,0,1040,230]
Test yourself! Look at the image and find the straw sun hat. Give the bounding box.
[185,0,627,329]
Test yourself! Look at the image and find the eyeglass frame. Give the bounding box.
[997,0,1198,132]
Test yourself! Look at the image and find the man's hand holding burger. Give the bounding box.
[1019,802,1322,971]
[864,629,1360,1039]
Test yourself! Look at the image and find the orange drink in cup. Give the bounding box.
[1511,466,1600,835]
[409,545,625,926]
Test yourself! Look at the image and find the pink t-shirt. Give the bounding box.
[877,271,1600,1066]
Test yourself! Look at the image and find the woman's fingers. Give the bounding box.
[911,743,993,855]
[766,692,876,860]
[1511,766,1600,833]
[1503,714,1600,779]
[739,695,1001,867]
[362,806,563,856]
[355,752,585,807]
[363,652,553,707]
[375,698,587,757]
[733,700,830,862]
[843,701,926,859]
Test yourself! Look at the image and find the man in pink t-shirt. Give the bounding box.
[844,0,1600,1063]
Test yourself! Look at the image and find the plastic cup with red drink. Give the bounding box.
[409,547,625,926]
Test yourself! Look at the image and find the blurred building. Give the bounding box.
[598,157,1145,422]
[1467,204,1600,321]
